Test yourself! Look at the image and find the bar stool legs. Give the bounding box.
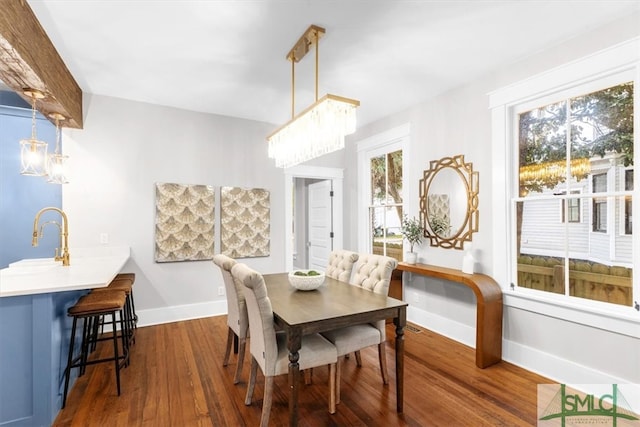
[62,290,127,408]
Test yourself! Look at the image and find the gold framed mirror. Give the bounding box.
[419,154,479,249]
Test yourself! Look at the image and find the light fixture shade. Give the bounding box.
[20,138,48,176]
[47,153,70,184]
[268,94,359,168]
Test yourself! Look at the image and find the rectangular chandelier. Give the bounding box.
[267,25,360,168]
[267,94,359,168]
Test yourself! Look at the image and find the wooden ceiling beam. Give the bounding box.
[0,0,83,128]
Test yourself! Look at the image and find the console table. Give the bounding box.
[396,262,503,368]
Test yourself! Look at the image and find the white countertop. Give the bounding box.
[0,246,131,298]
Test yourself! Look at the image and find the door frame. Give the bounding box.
[284,166,343,272]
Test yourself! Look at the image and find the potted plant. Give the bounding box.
[401,214,424,264]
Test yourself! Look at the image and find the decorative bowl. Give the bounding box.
[288,270,326,291]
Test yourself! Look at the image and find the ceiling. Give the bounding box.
[23,0,640,129]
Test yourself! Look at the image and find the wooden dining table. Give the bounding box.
[263,273,408,426]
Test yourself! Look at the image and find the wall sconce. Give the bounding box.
[19,89,48,176]
[47,113,70,184]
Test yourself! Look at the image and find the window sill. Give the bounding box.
[503,288,639,339]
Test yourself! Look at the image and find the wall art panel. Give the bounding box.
[155,182,215,262]
[220,186,270,258]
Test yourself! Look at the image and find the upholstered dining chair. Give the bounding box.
[231,263,338,426]
[212,254,248,385]
[325,249,359,282]
[321,253,398,403]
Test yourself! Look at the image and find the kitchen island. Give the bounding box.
[0,246,130,426]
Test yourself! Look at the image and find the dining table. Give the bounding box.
[262,273,408,427]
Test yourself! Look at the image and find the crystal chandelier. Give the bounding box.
[47,113,70,184]
[19,89,48,176]
[267,25,360,168]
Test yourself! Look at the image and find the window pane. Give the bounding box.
[370,155,386,205]
[387,150,403,204]
[517,199,567,295]
[370,205,403,261]
[518,100,568,197]
[569,224,633,309]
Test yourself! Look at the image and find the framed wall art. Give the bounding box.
[220,186,270,258]
[155,182,215,262]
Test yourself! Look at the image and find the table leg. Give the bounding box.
[394,307,406,413]
[287,328,302,427]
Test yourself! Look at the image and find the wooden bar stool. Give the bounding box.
[114,273,137,325]
[92,277,136,349]
[62,290,128,408]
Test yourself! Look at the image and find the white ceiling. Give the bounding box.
[25,0,640,128]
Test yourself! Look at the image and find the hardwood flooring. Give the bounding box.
[53,315,553,426]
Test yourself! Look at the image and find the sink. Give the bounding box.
[9,258,60,269]
[2,263,60,276]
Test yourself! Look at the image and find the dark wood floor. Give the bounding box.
[53,315,553,426]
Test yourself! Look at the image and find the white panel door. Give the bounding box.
[307,180,333,271]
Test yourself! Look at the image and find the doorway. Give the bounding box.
[284,166,343,272]
[292,178,333,270]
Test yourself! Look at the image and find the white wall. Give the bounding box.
[63,94,285,325]
[345,13,640,385]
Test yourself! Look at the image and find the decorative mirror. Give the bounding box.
[419,154,479,249]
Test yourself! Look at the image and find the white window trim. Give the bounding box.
[356,124,410,254]
[489,37,640,336]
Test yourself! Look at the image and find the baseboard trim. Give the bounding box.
[137,301,227,328]
[407,306,628,386]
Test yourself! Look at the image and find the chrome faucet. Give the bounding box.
[32,207,70,266]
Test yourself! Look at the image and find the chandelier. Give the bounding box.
[267,25,360,168]
[19,89,48,176]
[47,113,70,184]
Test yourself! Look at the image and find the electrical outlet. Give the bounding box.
[414,293,422,304]
[100,233,109,244]
[218,287,225,296]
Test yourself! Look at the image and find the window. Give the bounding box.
[515,81,633,307]
[369,150,403,261]
[559,190,580,223]
[490,39,638,333]
[357,125,409,263]
[592,173,607,232]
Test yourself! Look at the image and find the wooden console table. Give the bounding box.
[396,262,503,368]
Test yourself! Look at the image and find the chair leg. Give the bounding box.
[245,357,258,405]
[260,376,274,427]
[329,363,336,414]
[110,312,122,396]
[336,356,343,405]
[223,327,234,367]
[378,342,389,385]
[355,350,362,367]
[233,337,246,384]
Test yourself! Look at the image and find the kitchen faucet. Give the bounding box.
[32,207,70,266]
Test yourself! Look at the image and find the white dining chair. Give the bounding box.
[212,253,248,385]
[321,253,398,403]
[232,263,338,426]
[325,249,359,282]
